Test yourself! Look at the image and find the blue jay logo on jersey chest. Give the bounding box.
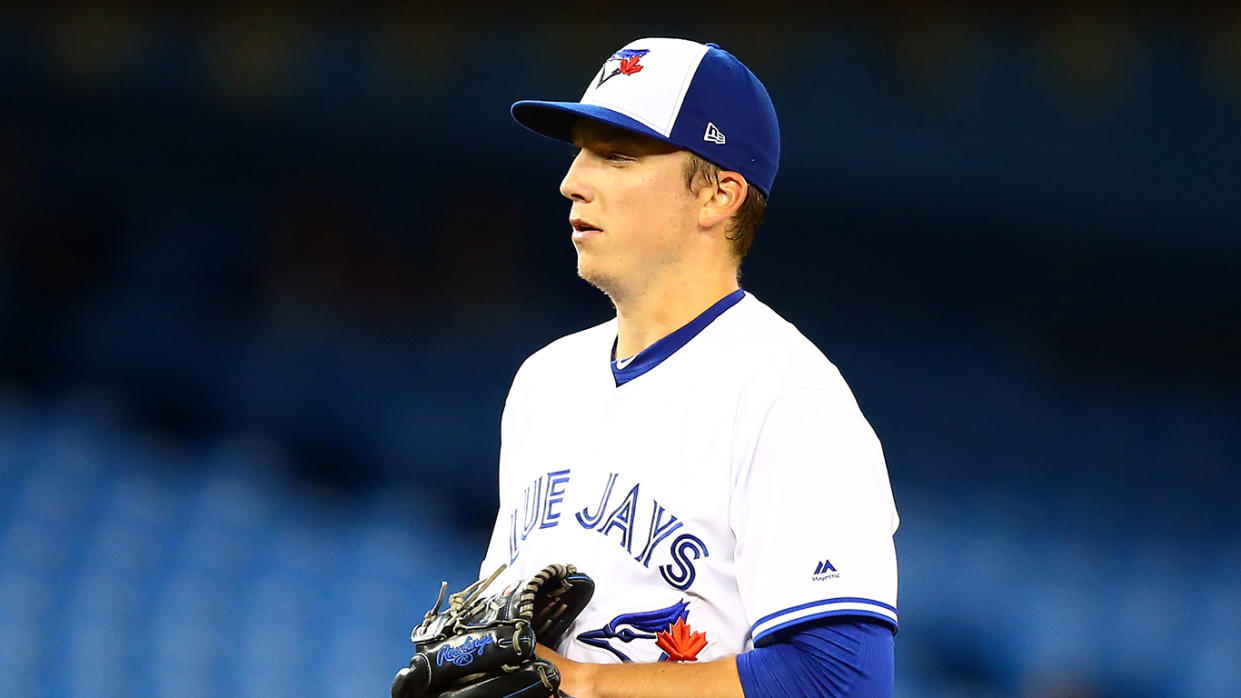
[577,600,708,662]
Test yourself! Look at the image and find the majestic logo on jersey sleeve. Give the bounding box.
[597,48,650,86]
[578,600,707,662]
[812,558,840,581]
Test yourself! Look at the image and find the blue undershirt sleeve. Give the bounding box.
[735,620,894,698]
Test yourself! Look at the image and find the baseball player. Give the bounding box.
[479,38,899,697]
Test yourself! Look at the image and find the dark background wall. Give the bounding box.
[1,4,1238,696]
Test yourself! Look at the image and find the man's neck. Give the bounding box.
[612,269,740,360]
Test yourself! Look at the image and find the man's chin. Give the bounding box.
[576,263,624,301]
[576,264,610,290]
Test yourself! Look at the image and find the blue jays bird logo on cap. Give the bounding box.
[596,48,650,87]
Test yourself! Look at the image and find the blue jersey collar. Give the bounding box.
[610,289,746,387]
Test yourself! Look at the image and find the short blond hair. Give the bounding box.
[682,153,768,261]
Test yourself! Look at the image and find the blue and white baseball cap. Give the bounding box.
[512,38,780,196]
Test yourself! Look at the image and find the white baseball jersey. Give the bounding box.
[479,290,899,664]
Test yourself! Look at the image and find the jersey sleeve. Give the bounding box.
[731,388,899,646]
[735,620,894,697]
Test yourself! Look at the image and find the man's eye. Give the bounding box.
[605,152,632,162]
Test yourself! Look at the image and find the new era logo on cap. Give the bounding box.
[511,37,781,195]
[703,122,725,145]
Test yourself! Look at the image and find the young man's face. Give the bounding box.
[561,120,702,301]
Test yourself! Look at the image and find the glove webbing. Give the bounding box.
[412,564,510,642]
[521,564,578,640]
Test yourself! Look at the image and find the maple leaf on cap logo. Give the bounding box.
[618,55,644,75]
[655,618,707,661]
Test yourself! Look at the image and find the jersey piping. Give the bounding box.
[751,597,899,646]
[610,289,746,387]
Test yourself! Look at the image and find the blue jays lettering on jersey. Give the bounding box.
[504,470,709,593]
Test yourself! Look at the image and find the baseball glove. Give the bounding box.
[391,563,595,698]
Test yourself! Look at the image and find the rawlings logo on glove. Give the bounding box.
[437,635,494,667]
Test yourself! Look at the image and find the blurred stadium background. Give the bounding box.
[2,4,1239,696]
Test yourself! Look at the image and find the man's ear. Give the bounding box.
[698,171,748,230]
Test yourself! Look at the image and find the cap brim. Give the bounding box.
[511,100,674,147]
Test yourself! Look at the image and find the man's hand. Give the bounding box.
[536,644,592,698]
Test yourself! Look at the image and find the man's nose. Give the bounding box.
[559,151,593,202]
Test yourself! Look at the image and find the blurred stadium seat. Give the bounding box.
[0,388,481,697]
